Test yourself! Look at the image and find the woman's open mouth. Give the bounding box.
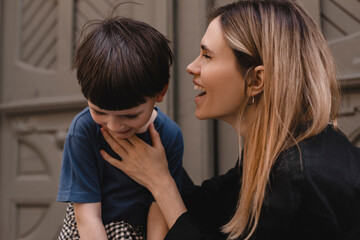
[194,84,207,97]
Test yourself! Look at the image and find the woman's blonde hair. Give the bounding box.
[209,0,340,239]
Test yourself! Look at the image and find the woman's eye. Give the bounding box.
[202,54,211,59]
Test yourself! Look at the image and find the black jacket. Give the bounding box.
[166,126,360,240]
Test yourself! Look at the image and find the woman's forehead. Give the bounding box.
[201,18,226,52]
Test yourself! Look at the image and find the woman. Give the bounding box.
[100,0,360,239]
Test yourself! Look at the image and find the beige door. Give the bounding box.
[0,0,80,239]
[322,0,360,146]
[0,0,173,239]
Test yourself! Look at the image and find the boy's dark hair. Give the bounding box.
[72,16,173,110]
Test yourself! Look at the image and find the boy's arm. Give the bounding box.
[73,202,108,240]
[147,201,169,240]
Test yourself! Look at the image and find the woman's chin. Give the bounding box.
[194,112,203,120]
[194,110,210,120]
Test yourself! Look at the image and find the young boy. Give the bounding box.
[57,16,183,240]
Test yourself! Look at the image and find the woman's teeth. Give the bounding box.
[194,85,206,97]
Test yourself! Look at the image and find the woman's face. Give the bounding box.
[187,17,246,126]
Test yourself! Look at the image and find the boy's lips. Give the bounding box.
[116,129,132,134]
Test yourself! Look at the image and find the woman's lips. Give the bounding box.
[194,83,207,97]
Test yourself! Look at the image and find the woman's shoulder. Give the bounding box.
[273,125,360,198]
[300,125,360,170]
[274,125,360,179]
[266,125,360,223]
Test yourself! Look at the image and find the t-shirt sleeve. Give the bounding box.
[57,132,102,203]
[164,162,240,239]
[165,212,218,240]
[185,161,241,235]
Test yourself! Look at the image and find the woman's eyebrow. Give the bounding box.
[201,44,214,54]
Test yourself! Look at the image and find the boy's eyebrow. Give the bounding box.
[89,105,144,116]
[88,106,99,111]
[124,110,144,116]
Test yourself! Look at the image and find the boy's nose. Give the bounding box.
[106,119,127,133]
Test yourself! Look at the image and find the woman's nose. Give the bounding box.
[186,57,200,75]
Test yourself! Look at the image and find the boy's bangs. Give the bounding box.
[86,73,149,111]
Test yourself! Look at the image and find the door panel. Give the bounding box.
[0,0,174,239]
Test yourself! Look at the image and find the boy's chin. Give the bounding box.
[112,129,135,139]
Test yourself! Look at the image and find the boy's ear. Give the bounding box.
[248,65,264,97]
[155,84,169,103]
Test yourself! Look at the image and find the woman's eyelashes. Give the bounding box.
[202,54,211,59]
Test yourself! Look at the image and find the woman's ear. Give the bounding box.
[155,84,169,103]
[248,65,264,97]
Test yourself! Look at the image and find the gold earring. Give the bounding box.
[249,96,255,105]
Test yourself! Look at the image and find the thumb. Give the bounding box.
[149,123,162,149]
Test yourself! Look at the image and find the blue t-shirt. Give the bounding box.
[57,107,183,226]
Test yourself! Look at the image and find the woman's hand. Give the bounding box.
[100,123,171,192]
[100,123,187,228]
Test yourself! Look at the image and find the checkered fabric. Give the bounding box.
[58,203,145,240]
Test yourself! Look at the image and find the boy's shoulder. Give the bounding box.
[68,107,98,138]
[155,107,180,131]
[154,107,183,144]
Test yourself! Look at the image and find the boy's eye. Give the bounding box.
[124,115,138,119]
[93,110,105,115]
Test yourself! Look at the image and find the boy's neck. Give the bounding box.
[136,108,158,133]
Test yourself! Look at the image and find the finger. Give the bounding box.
[124,133,141,145]
[101,128,128,157]
[103,128,135,149]
[149,123,163,149]
[100,150,124,170]
[101,127,115,143]
[109,132,135,149]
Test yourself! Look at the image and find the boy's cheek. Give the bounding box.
[90,114,104,126]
